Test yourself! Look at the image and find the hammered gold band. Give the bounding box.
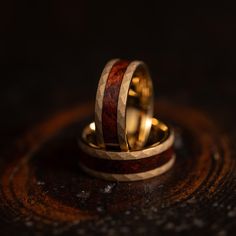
[95,59,154,151]
[78,118,175,181]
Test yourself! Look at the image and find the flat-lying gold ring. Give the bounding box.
[79,118,174,161]
[78,118,175,181]
[95,59,154,151]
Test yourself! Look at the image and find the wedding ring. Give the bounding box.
[95,59,154,151]
[79,118,175,181]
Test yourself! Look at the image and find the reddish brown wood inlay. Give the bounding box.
[102,60,130,145]
[80,147,174,174]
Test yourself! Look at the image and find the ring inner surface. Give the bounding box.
[126,65,153,150]
[83,118,168,151]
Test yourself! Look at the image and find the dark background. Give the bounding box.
[1,2,235,140]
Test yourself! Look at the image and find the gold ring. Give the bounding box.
[78,118,175,181]
[95,59,154,151]
[79,119,175,181]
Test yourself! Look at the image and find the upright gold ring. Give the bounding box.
[95,59,154,151]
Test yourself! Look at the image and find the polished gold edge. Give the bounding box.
[117,61,142,151]
[95,59,120,148]
[79,129,174,160]
[79,155,175,182]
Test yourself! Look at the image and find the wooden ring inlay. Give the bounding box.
[102,60,130,145]
[79,147,174,174]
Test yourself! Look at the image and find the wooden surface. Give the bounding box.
[0,100,235,236]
